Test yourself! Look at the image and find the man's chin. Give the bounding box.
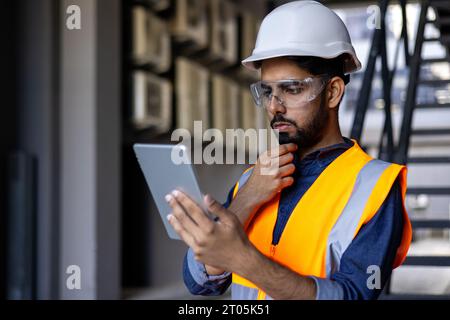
[278,132,295,145]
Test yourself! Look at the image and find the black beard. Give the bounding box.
[271,93,329,149]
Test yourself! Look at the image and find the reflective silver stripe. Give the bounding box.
[231,283,273,300]
[325,159,391,277]
[236,168,253,193]
[232,169,258,300]
[231,283,259,300]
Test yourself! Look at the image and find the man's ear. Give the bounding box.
[326,76,345,110]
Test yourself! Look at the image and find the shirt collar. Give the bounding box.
[294,137,354,171]
[304,136,354,160]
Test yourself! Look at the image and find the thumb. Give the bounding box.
[204,194,231,223]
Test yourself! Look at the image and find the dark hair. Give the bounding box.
[287,54,350,85]
[255,54,350,85]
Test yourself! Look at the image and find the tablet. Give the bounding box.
[133,143,208,240]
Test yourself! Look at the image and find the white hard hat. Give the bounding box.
[242,0,362,74]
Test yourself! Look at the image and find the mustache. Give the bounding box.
[270,114,298,128]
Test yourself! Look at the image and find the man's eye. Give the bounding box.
[261,88,272,97]
[283,86,303,94]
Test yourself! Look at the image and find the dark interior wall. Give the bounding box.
[5,0,121,299]
[0,0,18,300]
[96,0,122,299]
[12,0,60,299]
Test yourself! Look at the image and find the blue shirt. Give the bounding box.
[182,137,404,299]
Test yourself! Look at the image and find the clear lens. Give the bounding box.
[250,76,329,109]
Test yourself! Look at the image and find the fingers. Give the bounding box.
[277,143,298,157]
[280,176,295,189]
[258,155,296,177]
[166,193,200,234]
[262,144,296,173]
[167,214,196,247]
[278,163,296,177]
[170,190,213,229]
[268,143,297,158]
[204,194,232,224]
[278,152,294,167]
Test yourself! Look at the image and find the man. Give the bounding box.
[166,0,412,299]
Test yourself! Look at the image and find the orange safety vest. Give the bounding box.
[231,139,412,300]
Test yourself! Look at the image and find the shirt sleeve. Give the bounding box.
[182,186,235,296]
[183,248,232,296]
[311,176,405,300]
[222,184,235,209]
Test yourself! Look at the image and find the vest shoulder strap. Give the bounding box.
[232,166,254,198]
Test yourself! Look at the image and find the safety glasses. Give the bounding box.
[250,75,330,109]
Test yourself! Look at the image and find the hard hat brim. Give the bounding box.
[242,48,362,74]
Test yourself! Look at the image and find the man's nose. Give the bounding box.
[267,95,286,115]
